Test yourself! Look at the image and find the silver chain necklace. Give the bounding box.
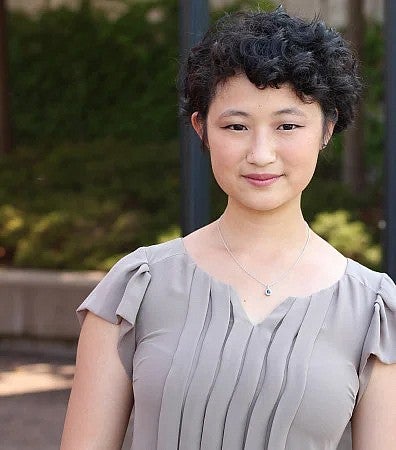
[216,218,311,297]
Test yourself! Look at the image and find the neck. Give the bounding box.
[218,197,307,255]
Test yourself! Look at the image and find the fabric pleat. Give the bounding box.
[157,267,212,450]
[221,324,283,450]
[177,280,233,449]
[199,288,254,450]
[243,296,311,448]
[269,287,336,449]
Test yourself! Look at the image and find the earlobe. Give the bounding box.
[191,112,204,140]
[321,119,336,150]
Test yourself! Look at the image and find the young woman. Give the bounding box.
[61,8,396,450]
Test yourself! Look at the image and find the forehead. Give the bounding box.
[209,74,322,117]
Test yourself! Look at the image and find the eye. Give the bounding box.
[224,124,248,131]
[278,124,301,131]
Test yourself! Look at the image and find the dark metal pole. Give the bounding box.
[385,0,396,280]
[0,0,12,155]
[342,0,365,193]
[179,0,210,236]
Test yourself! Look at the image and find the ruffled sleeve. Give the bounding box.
[357,273,396,405]
[76,247,151,379]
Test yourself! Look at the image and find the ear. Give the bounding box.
[191,112,204,140]
[322,114,337,149]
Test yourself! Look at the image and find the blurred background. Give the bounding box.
[0,0,386,448]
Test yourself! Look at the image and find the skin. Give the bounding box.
[61,73,396,449]
[352,356,396,448]
[60,312,133,449]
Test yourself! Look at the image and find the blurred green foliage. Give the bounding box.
[0,140,180,269]
[0,1,385,270]
[8,0,179,144]
[311,210,381,269]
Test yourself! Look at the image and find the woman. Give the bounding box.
[61,7,396,450]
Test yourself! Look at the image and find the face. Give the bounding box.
[191,73,334,215]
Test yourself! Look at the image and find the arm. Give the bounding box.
[352,356,396,449]
[60,311,134,450]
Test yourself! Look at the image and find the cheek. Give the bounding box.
[209,147,241,193]
[287,151,319,169]
[210,151,232,183]
[208,135,242,171]
[282,138,320,170]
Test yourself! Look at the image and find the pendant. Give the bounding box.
[265,286,272,296]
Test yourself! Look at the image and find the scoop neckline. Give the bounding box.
[177,237,351,327]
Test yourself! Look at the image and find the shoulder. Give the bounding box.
[345,258,396,301]
[115,238,186,269]
[309,231,396,299]
[305,232,387,299]
[144,238,186,266]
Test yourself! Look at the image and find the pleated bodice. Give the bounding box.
[77,238,396,450]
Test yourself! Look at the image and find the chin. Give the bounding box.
[235,199,291,213]
[229,191,302,213]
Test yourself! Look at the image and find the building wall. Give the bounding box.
[280,0,383,26]
[7,0,384,25]
[8,0,128,19]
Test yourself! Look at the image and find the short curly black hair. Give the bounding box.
[179,7,362,134]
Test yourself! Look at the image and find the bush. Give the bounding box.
[0,139,180,270]
[310,210,381,270]
[12,207,144,270]
[0,205,28,264]
[8,1,179,145]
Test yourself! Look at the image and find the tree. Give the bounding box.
[0,0,12,155]
[342,0,365,193]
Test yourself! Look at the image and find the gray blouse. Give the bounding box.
[76,238,396,450]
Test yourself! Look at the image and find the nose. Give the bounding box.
[246,131,277,166]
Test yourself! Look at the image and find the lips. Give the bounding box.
[243,173,282,181]
[242,172,283,187]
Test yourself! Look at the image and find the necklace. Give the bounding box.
[216,218,311,297]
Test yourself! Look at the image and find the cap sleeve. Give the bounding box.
[76,247,151,379]
[357,273,396,405]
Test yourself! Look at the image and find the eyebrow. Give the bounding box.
[218,107,307,119]
[272,107,307,117]
[219,109,250,118]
